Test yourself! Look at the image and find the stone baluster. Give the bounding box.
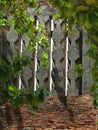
[65,22,69,96]
[18,35,23,89]
[33,16,39,91]
[49,15,54,91]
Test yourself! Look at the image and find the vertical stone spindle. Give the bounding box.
[34,16,39,91]
[18,36,23,89]
[49,16,54,92]
[65,22,69,96]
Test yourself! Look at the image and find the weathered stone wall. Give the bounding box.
[0,4,93,96]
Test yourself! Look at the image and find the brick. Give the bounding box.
[0,94,96,129]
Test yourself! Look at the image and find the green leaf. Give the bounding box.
[12,96,23,107]
[86,44,98,59]
[54,14,61,20]
[73,64,84,78]
[92,67,98,80]
[35,84,50,102]
[25,93,33,104]
[28,44,35,52]
[89,11,98,26]
[86,0,96,4]
[93,93,98,100]
[90,82,98,93]
[76,11,86,25]
[93,100,98,107]
[8,86,16,92]
[41,52,49,68]
[76,5,89,11]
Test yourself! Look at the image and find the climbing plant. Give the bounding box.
[48,0,98,107]
[0,0,49,111]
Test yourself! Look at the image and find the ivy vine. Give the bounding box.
[48,0,98,107]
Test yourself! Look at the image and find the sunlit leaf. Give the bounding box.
[86,0,96,4]
[76,5,89,11]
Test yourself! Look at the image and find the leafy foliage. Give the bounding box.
[13,55,32,75]
[0,55,50,112]
[74,64,84,79]
[0,55,31,93]
[41,52,49,68]
[0,0,50,111]
[0,0,37,32]
[1,84,50,113]
[48,0,98,107]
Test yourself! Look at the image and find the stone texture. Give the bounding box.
[68,27,81,96]
[22,67,33,88]
[0,94,96,130]
[0,3,94,95]
[6,29,18,44]
[0,31,12,62]
[82,29,93,94]
[51,20,65,96]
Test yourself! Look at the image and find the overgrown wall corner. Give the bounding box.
[0,4,93,96]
